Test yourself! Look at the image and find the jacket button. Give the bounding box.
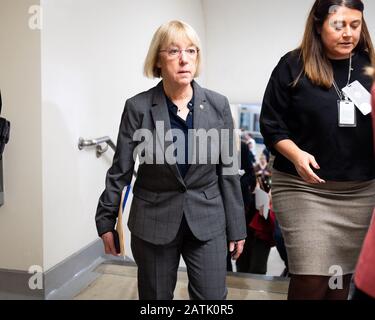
[179,187,186,193]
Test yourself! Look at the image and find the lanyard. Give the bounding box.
[332,53,353,101]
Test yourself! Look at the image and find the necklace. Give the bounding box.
[177,106,188,113]
[332,53,353,101]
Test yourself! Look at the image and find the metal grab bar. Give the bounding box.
[78,136,137,178]
[78,136,116,158]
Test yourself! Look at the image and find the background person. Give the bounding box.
[243,131,257,164]
[227,139,257,273]
[254,152,272,193]
[260,0,375,300]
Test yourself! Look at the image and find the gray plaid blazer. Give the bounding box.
[96,80,246,245]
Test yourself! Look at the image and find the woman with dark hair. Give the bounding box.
[260,0,375,300]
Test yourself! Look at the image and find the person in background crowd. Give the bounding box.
[243,131,257,164]
[254,152,272,193]
[227,139,257,273]
[247,178,275,275]
[262,147,270,163]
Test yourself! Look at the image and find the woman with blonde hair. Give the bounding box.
[260,0,375,300]
[96,20,246,300]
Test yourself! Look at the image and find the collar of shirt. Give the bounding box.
[165,89,195,115]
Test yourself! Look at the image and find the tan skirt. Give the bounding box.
[271,170,375,276]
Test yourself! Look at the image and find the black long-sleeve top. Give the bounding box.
[260,50,375,181]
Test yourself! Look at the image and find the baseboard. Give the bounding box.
[0,239,106,300]
[0,268,44,300]
[44,239,104,299]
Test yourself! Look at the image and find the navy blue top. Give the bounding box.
[165,90,194,179]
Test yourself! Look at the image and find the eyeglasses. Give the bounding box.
[159,48,199,58]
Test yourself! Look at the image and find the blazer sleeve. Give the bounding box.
[218,97,247,241]
[95,99,141,237]
[260,56,293,153]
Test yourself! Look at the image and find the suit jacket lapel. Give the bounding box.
[150,81,186,187]
[192,80,209,131]
[184,81,210,182]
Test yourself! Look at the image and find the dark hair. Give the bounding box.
[295,0,375,88]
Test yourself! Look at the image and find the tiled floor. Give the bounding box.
[74,262,289,300]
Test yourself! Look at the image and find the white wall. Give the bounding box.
[0,0,43,271]
[203,0,375,104]
[41,0,206,271]
[363,1,375,45]
[2,0,375,273]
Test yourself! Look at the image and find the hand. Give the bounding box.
[274,140,326,185]
[292,150,326,184]
[101,232,120,256]
[229,239,245,260]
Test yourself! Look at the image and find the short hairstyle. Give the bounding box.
[295,0,375,88]
[144,20,202,79]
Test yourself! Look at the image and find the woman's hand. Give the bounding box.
[274,139,326,184]
[101,232,120,256]
[291,150,326,184]
[229,239,245,260]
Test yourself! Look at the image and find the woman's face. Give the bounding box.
[157,37,198,87]
[320,6,362,59]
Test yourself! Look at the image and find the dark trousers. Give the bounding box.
[239,232,270,274]
[131,216,228,300]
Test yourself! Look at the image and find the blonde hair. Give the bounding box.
[144,20,202,79]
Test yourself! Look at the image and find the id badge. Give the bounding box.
[338,100,356,127]
[342,80,372,116]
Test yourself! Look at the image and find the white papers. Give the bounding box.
[342,80,372,116]
[255,187,270,220]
